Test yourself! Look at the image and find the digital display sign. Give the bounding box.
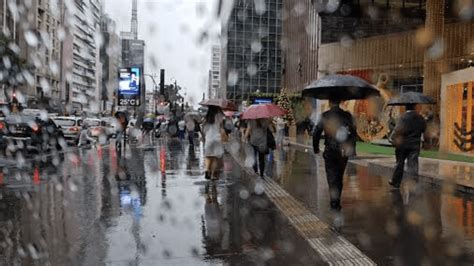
[253,97,273,104]
[118,67,141,106]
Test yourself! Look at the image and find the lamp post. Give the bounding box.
[144,73,159,114]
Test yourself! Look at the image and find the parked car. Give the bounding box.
[3,114,64,154]
[3,114,42,154]
[53,116,83,144]
[37,117,65,151]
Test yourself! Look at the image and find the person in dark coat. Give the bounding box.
[389,104,427,188]
[313,99,357,211]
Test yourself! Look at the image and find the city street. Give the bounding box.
[0,140,321,265]
[268,146,474,265]
[1,0,473,264]
[0,139,473,265]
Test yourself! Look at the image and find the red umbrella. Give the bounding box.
[241,103,286,120]
[199,99,237,111]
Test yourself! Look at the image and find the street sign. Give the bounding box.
[118,67,141,106]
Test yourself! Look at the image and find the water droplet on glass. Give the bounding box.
[367,5,380,20]
[254,0,266,15]
[39,78,50,93]
[340,35,354,48]
[251,41,262,53]
[254,181,265,195]
[239,189,250,200]
[427,38,445,60]
[69,180,78,192]
[2,56,11,69]
[24,31,38,47]
[292,2,305,16]
[22,70,35,86]
[247,64,258,76]
[8,42,20,55]
[227,70,238,86]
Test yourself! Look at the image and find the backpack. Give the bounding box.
[267,129,276,150]
[337,114,357,158]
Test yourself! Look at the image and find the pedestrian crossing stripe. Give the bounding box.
[231,154,376,265]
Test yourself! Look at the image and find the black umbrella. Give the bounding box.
[302,74,380,100]
[387,91,436,106]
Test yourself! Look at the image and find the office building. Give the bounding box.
[282,0,474,154]
[221,0,283,102]
[208,45,221,99]
[100,13,120,113]
[120,0,145,112]
[1,0,63,110]
[60,0,102,112]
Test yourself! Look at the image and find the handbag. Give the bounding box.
[267,129,276,150]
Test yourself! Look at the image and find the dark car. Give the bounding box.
[38,118,66,151]
[3,114,65,155]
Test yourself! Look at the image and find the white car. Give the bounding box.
[53,116,83,144]
[83,118,103,137]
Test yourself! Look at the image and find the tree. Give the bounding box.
[276,88,295,126]
[0,33,27,89]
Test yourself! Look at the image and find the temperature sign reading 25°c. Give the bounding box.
[118,67,141,106]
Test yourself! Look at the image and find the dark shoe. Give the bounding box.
[330,201,342,211]
[388,180,400,189]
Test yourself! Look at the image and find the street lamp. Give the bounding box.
[144,73,159,114]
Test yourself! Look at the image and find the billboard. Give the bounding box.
[118,67,141,106]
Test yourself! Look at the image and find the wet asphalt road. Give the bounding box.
[269,146,474,265]
[0,140,321,266]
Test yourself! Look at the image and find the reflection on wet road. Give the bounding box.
[270,147,474,265]
[0,141,319,265]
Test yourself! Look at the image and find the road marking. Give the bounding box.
[231,155,376,265]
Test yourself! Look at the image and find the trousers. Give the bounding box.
[391,147,420,185]
[252,145,266,177]
[323,150,348,206]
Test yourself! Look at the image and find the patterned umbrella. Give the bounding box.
[241,103,286,120]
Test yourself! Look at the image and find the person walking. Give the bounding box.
[178,119,186,141]
[78,123,96,148]
[313,99,357,211]
[202,106,225,180]
[245,118,270,177]
[275,117,286,148]
[389,104,427,189]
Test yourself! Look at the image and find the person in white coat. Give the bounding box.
[202,106,225,180]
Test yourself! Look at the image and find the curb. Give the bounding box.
[366,161,474,195]
[288,141,474,195]
[230,153,376,265]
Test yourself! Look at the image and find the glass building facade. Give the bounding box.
[222,0,283,102]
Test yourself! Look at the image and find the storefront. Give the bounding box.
[440,68,474,155]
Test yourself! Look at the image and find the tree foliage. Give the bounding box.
[276,88,295,126]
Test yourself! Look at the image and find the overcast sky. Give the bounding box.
[103,0,221,106]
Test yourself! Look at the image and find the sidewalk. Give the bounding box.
[289,141,474,194]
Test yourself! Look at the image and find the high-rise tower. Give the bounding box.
[131,0,138,40]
